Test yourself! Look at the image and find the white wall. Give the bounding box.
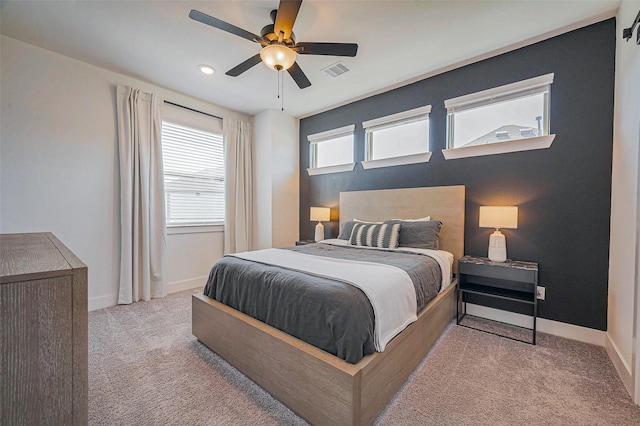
[253,111,274,250]
[253,109,299,249]
[0,35,251,310]
[164,227,223,296]
[607,0,640,400]
[269,110,300,248]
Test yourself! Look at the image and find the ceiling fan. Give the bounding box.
[189,0,358,89]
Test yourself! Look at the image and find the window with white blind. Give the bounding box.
[161,121,224,226]
[443,73,556,160]
[362,105,432,169]
[307,124,356,176]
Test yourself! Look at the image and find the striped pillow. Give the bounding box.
[349,222,401,249]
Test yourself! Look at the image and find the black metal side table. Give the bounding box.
[457,255,539,344]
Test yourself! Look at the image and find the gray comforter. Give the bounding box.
[203,243,442,364]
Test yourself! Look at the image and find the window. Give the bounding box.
[161,121,224,226]
[362,105,432,169]
[307,124,355,175]
[443,73,555,159]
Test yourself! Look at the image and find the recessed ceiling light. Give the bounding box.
[198,65,215,75]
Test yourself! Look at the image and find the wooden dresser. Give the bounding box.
[1,233,88,425]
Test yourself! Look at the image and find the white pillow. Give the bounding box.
[353,218,383,224]
[391,216,431,222]
[354,216,430,223]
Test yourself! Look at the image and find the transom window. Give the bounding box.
[161,121,224,226]
[361,105,432,169]
[445,73,553,150]
[363,105,431,160]
[307,124,355,175]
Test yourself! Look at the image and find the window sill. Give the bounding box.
[307,162,356,176]
[167,224,224,235]
[442,134,555,160]
[362,152,432,170]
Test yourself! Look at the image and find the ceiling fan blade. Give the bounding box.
[189,10,259,43]
[287,61,311,89]
[226,54,263,77]
[294,42,358,57]
[274,0,302,40]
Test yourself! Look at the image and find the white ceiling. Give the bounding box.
[0,0,620,118]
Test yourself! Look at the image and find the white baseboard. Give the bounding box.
[604,333,634,398]
[88,293,119,312]
[166,276,206,294]
[465,303,606,346]
[88,277,206,312]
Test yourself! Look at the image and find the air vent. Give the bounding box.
[322,62,350,78]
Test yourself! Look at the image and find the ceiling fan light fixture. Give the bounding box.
[260,44,296,71]
[198,64,215,75]
[189,3,358,89]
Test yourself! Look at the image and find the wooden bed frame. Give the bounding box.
[192,185,465,425]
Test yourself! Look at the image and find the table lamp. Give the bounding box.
[310,207,330,242]
[479,206,518,262]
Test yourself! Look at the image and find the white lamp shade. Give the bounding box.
[479,206,518,229]
[310,207,330,222]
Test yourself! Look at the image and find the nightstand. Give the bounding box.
[295,240,316,246]
[457,255,538,344]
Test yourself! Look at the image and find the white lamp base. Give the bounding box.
[488,229,507,262]
[314,222,325,242]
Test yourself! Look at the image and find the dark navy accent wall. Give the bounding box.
[299,19,615,330]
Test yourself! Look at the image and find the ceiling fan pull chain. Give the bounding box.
[281,71,285,111]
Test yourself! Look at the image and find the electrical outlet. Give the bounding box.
[536,286,546,300]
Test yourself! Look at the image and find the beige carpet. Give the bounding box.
[89,290,640,425]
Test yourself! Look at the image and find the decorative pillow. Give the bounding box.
[385,219,442,250]
[339,219,383,239]
[349,222,401,249]
[338,221,357,240]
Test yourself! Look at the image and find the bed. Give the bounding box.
[192,185,465,425]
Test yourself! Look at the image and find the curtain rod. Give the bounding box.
[163,100,223,120]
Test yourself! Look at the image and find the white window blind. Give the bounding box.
[162,121,224,226]
[444,73,554,113]
[362,105,432,133]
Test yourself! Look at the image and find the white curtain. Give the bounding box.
[224,118,253,254]
[116,85,167,304]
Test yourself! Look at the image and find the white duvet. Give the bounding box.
[230,241,452,352]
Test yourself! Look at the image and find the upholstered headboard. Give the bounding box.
[339,186,465,269]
